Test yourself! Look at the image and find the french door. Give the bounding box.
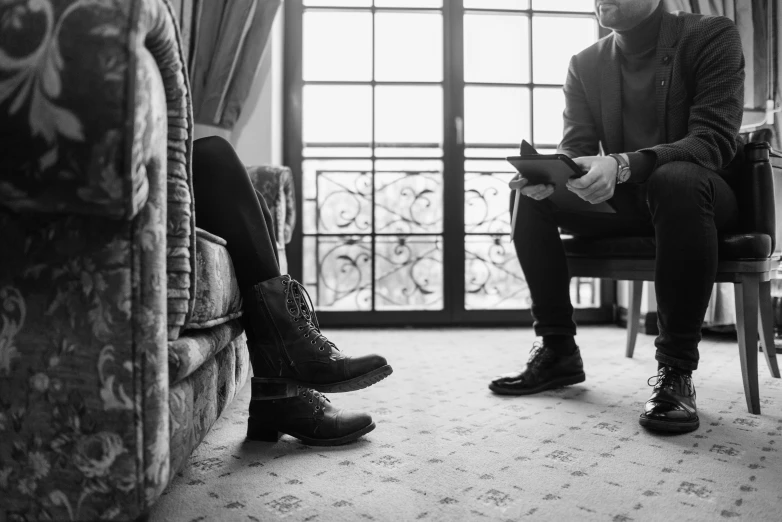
[283,0,613,326]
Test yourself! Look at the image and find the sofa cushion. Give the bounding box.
[168,319,244,385]
[185,228,243,330]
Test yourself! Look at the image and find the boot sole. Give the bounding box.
[247,419,376,446]
[639,416,699,434]
[488,372,586,396]
[253,365,394,396]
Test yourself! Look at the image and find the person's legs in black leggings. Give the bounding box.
[190,135,386,446]
[192,136,280,286]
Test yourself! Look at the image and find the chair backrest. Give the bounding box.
[736,139,776,253]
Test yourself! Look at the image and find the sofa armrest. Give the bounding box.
[0,1,145,218]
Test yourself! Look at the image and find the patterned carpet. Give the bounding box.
[149,327,782,521]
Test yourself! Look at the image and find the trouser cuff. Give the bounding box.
[655,352,698,371]
[534,326,577,337]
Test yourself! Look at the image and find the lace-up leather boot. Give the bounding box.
[243,275,392,397]
[489,342,585,395]
[247,387,375,446]
[639,366,699,433]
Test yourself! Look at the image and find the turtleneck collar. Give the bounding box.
[615,1,663,55]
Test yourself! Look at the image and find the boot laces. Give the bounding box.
[297,385,329,418]
[283,278,339,354]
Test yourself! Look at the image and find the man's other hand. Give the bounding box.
[567,156,617,204]
[509,175,555,201]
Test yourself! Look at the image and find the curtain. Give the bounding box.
[189,0,282,130]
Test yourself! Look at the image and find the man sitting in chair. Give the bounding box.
[490,0,745,433]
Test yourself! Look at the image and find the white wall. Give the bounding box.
[193,7,283,167]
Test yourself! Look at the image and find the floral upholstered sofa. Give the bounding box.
[0,0,294,520]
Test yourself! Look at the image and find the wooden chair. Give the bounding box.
[564,138,781,414]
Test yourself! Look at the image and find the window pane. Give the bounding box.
[316,171,373,234]
[376,171,443,234]
[375,12,442,81]
[376,236,443,310]
[464,13,529,84]
[375,0,442,7]
[464,86,530,145]
[304,236,373,311]
[303,85,372,144]
[531,0,593,12]
[465,172,514,234]
[464,0,529,9]
[303,159,372,234]
[465,235,528,310]
[572,277,601,308]
[532,15,597,84]
[533,87,565,146]
[304,0,371,6]
[375,86,443,144]
[303,11,372,81]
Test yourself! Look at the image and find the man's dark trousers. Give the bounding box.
[511,161,739,371]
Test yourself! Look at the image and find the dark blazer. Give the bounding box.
[557,9,745,183]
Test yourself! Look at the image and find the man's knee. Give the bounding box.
[646,162,711,208]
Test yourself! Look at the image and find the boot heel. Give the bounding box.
[246,417,282,442]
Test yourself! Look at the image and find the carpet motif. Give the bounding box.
[151,327,782,521]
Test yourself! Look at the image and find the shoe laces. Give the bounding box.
[527,341,557,368]
[297,385,329,418]
[283,278,339,354]
[647,366,692,393]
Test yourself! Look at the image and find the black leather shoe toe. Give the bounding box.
[639,366,699,433]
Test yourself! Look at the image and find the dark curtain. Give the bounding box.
[188,0,282,130]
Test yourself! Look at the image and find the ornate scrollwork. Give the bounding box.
[465,235,529,310]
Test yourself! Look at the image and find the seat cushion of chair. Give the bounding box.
[562,233,773,260]
[186,228,243,330]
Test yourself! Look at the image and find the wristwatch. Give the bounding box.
[610,153,631,184]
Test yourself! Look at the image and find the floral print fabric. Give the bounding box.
[185,230,243,331]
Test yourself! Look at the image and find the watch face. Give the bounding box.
[619,167,630,183]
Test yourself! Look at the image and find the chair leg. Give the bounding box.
[626,280,643,358]
[757,280,781,378]
[734,277,761,414]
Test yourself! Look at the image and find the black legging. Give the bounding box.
[192,136,281,286]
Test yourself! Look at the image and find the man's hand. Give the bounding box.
[509,175,554,201]
[567,156,617,204]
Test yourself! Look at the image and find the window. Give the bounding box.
[284,0,610,324]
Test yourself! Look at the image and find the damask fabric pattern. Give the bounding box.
[169,332,250,477]
[0,48,169,521]
[151,328,782,522]
[169,320,244,385]
[246,165,296,245]
[0,0,145,219]
[246,165,296,273]
[185,230,243,331]
[0,0,198,340]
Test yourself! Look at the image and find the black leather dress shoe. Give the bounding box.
[489,342,586,395]
[639,366,699,433]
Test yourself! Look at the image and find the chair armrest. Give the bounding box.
[737,141,776,254]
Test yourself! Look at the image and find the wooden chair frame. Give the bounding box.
[568,257,781,414]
